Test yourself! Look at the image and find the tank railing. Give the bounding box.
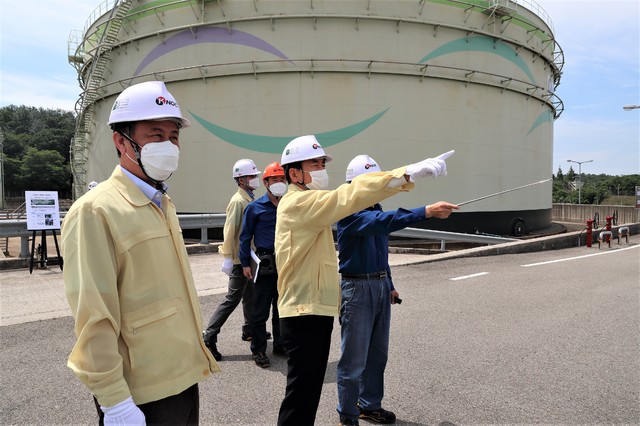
[125,0,555,38]
[93,11,562,88]
[444,0,552,34]
[124,0,207,22]
[90,57,563,119]
[68,0,120,67]
[440,0,561,76]
[67,30,85,70]
[71,0,563,81]
[71,6,565,89]
[511,0,553,33]
[79,0,121,41]
[76,13,129,81]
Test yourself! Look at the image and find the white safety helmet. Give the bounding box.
[280,135,333,166]
[232,159,261,178]
[108,81,191,128]
[345,154,382,181]
[88,181,98,190]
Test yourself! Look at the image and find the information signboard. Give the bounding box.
[25,191,61,231]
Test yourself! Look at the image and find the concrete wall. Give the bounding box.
[552,204,640,225]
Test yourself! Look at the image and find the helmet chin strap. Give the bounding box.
[298,169,310,190]
[118,131,166,192]
[237,177,256,198]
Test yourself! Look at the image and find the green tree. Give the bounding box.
[0,106,75,196]
[2,157,22,196]
[18,148,71,192]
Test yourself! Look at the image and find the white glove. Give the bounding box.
[405,150,454,181]
[221,258,234,276]
[101,397,145,426]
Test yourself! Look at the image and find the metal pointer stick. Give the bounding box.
[456,178,552,206]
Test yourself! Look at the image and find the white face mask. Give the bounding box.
[306,169,329,190]
[139,141,180,181]
[248,177,260,190]
[269,182,288,197]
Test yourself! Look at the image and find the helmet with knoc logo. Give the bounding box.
[280,135,333,166]
[108,81,190,128]
[345,154,382,181]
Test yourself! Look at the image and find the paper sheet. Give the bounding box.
[250,249,261,283]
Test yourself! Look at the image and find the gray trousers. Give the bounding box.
[203,264,255,343]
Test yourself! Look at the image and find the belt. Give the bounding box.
[256,248,274,255]
[341,271,388,280]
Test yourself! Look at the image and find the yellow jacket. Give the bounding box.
[62,166,220,407]
[218,188,253,264]
[275,167,414,318]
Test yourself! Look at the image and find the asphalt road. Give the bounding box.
[1,241,639,425]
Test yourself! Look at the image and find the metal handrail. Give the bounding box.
[0,214,515,259]
[391,227,516,245]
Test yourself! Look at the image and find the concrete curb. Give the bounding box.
[388,223,640,264]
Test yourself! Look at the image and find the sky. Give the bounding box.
[0,0,638,176]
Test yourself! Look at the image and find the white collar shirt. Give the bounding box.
[119,165,167,207]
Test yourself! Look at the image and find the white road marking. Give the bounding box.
[450,272,489,281]
[522,244,640,267]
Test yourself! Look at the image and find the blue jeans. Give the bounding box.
[336,276,392,421]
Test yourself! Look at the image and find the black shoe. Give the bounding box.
[358,408,396,424]
[339,416,359,426]
[273,344,288,356]
[205,341,222,361]
[253,352,270,368]
[242,331,272,341]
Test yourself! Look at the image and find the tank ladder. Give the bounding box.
[68,0,133,200]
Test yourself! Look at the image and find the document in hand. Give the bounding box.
[250,249,261,283]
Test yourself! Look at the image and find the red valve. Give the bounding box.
[586,219,594,248]
[605,216,613,243]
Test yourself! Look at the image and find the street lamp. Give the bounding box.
[623,104,640,110]
[567,159,593,204]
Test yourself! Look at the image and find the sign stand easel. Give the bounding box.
[29,229,63,274]
[25,191,63,275]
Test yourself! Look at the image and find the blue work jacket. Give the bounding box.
[337,204,426,279]
[239,193,277,267]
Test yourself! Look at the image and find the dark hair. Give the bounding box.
[283,162,302,184]
[112,122,136,158]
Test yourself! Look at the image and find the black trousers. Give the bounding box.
[94,384,199,425]
[250,272,282,354]
[277,315,334,426]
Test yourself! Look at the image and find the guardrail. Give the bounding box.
[1,214,514,259]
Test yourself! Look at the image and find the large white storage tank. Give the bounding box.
[68,0,563,236]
